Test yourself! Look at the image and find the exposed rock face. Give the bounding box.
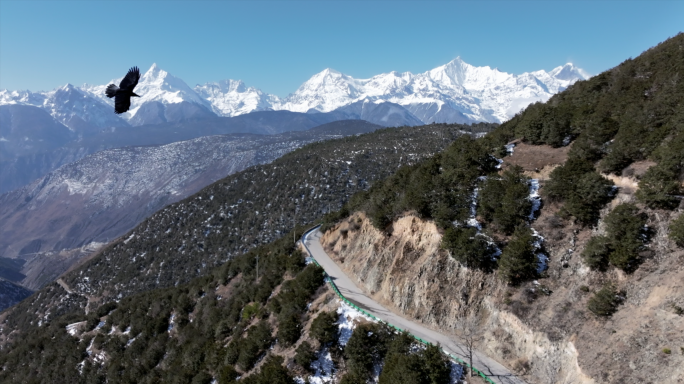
[321,212,684,383]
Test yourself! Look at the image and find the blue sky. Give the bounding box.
[1,0,682,97]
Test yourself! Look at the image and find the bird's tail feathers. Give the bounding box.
[105,84,119,98]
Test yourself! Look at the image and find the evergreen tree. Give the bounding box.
[581,235,612,271]
[218,365,238,384]
[479,165,532,235]
[564,172,615,225]
[637,131,684,209]
[343,323,390,380]
[242,355,295,384]
[498,226,538,285]
[422,343,452,384]
[441,226,496,270]
[294,341,315,371]
[544,158,596,202]
[277,313,301,347]
[378,353,427,384]
[587,283,622,316]
[604,203,648,271]
[669,215,684,248]
[310,311,339,345]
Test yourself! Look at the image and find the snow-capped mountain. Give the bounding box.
[194,79,279,116]
[1,59,588,128]
[0,85,128,133]
[81,63,216,126]
[274,58,588,123]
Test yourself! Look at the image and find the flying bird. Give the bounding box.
[105,66,141,114]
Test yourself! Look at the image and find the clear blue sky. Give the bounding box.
[1,0,682,97]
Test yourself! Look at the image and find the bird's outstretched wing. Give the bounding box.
[119,66,140,92]
[114,94,131,114]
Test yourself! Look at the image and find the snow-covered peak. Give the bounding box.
[200,79,248,93]
[550,63,589,81]
[96,63,213,119]
[428,57,512,90]
[277,68,365,113]
[274,58,588,122]
[194,79,278,117]
[295,68,359,94]
[0,89,47,107]
[43,82,128,131]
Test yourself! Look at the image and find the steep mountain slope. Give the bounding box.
[316,33,684,384]
[61,123,490,303]
[0,121,383,291]
[0,229,462,384]
[0,122,492,383]
[0,279,32,312]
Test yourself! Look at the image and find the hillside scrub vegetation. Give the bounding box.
[0,229,456,383]
[581,203,649,272]
[669,214,684,247]
[478,165,533,235]
[636,130,684,209]
[338,135,500,231]
[587,282,623,317]
[491,33,684,225]
[497,226,539,285]
[509,34,683,176]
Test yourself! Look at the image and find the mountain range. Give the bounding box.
[1,58,587,129]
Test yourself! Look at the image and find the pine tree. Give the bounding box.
[669,215,684,248]
[310,311,339,345]
[587,283,621,316]
[581,235,612,270]
[498,226,538,285]
[422,343,452,384]
[441,227,496,270]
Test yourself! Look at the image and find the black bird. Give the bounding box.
[105,66,141,114]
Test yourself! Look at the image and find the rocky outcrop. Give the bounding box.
[321,212,684,383]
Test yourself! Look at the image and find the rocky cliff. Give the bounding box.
[321,202,684,384]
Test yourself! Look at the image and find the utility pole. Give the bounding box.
[256,255,259,283]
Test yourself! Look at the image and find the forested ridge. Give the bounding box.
[1,34,683,383]
[0,122,494,344]
[61,123,492,303]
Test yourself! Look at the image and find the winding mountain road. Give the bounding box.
[302,228,527,384]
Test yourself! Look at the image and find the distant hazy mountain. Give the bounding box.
[0,104,75,161]
[0,105,418,195]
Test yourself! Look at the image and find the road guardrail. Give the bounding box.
[301,225,496,384]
